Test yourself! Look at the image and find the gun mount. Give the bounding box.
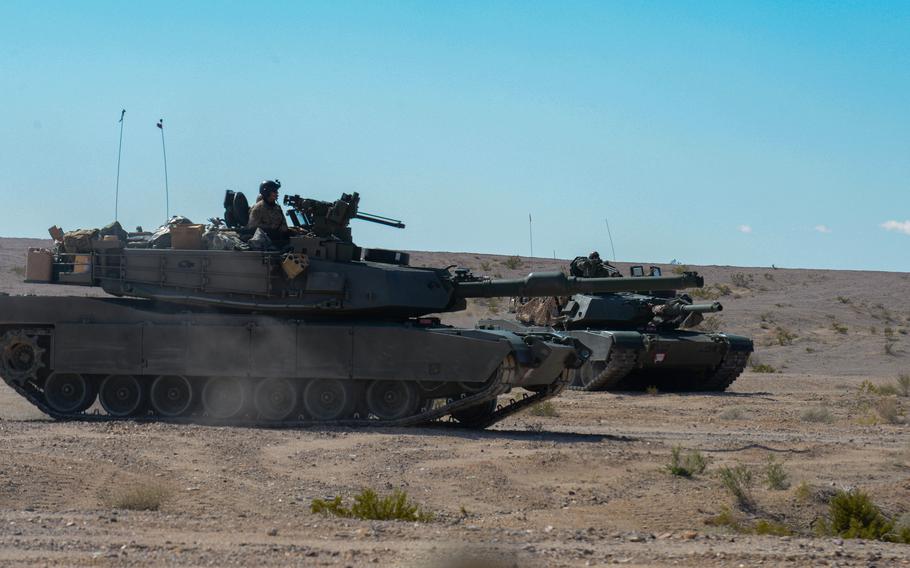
[283,192,404,242]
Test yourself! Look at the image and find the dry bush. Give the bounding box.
[831,322,849,334]
[764,456,790,490]
[817,489,910,543]
[671,264,690,275]
[106,482,170,511]
[750,363,777,374]
[873,397,902,425]
[775,327,798,345]
[800,406,833,423]
[527,400,558,417]
[718,407,746,420]
[645,385,659,396]
[311,489,433,522]
[665,446,707,477]
[718,465,754,510]
[502,256,523,269]
[730,273,751,288]
[897,374,910,397]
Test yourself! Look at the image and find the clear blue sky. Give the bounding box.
[1,1,908,271]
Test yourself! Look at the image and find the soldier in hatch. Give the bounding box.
[247,179,291,239]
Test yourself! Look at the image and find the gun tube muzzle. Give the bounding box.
[679,301,723,314]
[455,271,704,299]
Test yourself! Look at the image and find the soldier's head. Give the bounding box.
[590,251,601,261]
[259,179,281,204]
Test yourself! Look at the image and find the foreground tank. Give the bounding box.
[479,256,753,392]
[0,192,705,427]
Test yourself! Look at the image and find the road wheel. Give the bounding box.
[201,377,248,420]
[44,372,95,413]
[365,380,419,421]
[570,361,606,389]
[150,375,195,417]
[254,378,298,421]
[99,375,146,417]
[302,379,356,421]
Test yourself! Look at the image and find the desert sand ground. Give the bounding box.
[1,238,908,566]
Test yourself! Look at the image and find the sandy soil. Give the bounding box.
[1,239,908,566]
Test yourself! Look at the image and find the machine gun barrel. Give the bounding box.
[455,271,704,299]
[353,212,405,229]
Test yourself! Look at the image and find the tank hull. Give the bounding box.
[0,296,581,428]
[478,319,752,392]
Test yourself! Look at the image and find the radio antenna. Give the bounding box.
[114,109,125,221]
[605,217,617,262]
[157,118,170,220]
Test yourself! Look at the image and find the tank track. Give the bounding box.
[567,346,638,391]
[0,362,567,430]
[691,349,751,391]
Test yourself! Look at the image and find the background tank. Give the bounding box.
[479,254,754,392]
[0,191,705,428]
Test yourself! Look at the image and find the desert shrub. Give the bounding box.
[794,480,813,502]
[753,519,793,536]
[106,483,170,511]
[873,397,902,425]
[665,446,707,477]
[764,456,790,490]
[750,363,777,374]
[671,264,690,275]
[718,407,745,420]
[502,256,523,270]
[704,506,744,531]
[527,400,558,417]
[763,273,775,281]
[730,273,751,288]
[836,296,851,304]
[705,507,792,536]
[311,489,433,522]
[884,342,898,356]
[775,327,797,345]
[831,322,848,334]
[10,266,25,278]
[645,385,659,396]
[858,380,879,395]
[718,465,754,510]
[897,374,910,397]
[800,406,833,423]
[817,490,893,541]
[480,261,492,272]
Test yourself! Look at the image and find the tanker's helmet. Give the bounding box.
[259,179,281,197]
[590,251,601,260]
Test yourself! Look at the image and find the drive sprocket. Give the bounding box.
[0,331,45,384]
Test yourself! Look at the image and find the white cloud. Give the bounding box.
[738,225,752,234]
[814,225,832,233]
[881,220,910,235]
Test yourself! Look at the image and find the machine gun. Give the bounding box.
[283,192,404,242]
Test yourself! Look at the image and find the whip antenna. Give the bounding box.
[157,118,169,220]
[528,213,534,260]
[605,217,617,262]
[114,109,125,221]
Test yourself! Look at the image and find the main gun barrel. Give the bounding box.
[678,301,723,314]
[455,271,704,299]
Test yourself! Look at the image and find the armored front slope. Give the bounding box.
[480,256,754,392]
[0,191,704,428]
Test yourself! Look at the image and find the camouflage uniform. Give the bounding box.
[247,197,289,234]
